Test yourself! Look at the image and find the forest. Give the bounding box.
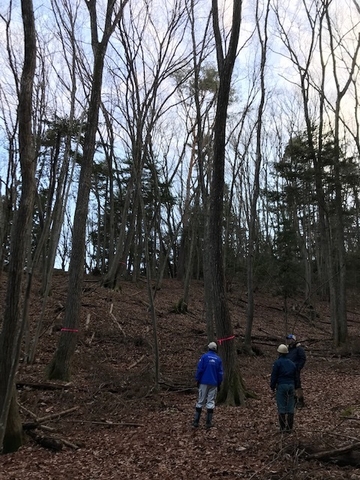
[1,0,360,473]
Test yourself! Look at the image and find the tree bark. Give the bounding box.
[0,0,37,451]
[209,0,245,405]
[47,0,129,381]
[244,0,270,353]
[3,387,24,454]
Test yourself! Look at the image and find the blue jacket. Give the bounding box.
[270,355,297,391]
[287,344,306,370]
[195,350,223,387]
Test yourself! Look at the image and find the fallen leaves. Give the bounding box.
[0,278,360,479]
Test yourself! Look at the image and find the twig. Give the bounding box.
[109,303,126,336]
[61,438,81,449]
[65,419,143,427]
[127,354,145,370]
[23,422,57,433]
[37,406,79,423]
[18,402,37,419]
[85,313,91,330]
[86,331,95,346]
[130,291,142,297]
[38,424,57,432]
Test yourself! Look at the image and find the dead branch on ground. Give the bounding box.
[16,381,71,391]
[305,441,360,466]
[37,406,79,423]
[127,354,145,370]
[109,303,126,336]
[66,419,143,427]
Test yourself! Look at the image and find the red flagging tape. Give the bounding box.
[217,335,235,345]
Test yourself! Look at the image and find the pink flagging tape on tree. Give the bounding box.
[217,335,235,345]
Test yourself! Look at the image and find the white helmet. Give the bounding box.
[277,344,288,354]
[208,342,218,351]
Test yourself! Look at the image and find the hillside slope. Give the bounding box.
[1,273,360,479]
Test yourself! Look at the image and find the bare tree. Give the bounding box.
[209,0,246,405]
[103,0,191,288]
[186,1,217,333]
[0,0,37,452]
[272,0,360,345]
[47,0,129,381]
[0,7,22,274]
[243,0,271,354]
[322,1,360,345]
[26,0,87,364]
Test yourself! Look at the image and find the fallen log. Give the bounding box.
[25,428,81,450]
[306,441,360,466]
[16,381,71,391]
[26,430,63,451]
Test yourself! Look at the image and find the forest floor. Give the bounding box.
[1,272,360,479]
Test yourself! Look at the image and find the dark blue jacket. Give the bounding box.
[195,351,223,387]
[270,355,297,391]
[287,343,306,370]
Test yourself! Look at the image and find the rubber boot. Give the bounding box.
[286,413,294,432]
[278,414,286,432]
[205,409,214,428]
[193,407,202,427]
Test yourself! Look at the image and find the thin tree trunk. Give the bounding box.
[244,0,270,353]
[0,0,37,451]
[47,0,129,380]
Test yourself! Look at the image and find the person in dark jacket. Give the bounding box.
[270,344,298,432]
[286,334,306,407]
[192,342,223,428]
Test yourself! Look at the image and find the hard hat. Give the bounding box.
[277,344,288,354]
[208,342,218,351]
[286,334,296,341]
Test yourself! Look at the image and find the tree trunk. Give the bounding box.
[103,172,135,288]
[209,0,245,405]
[244,0,270,354]
[3,387,24,454]
[47,0,129,380]
[0,0,37,451]
[47,48,106,381]
[323,4,360,345]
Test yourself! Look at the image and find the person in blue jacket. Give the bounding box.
[286,333,306,408]
[270,344,298,432]
[192,342,223,428]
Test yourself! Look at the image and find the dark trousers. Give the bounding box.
[276,383,295,414]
